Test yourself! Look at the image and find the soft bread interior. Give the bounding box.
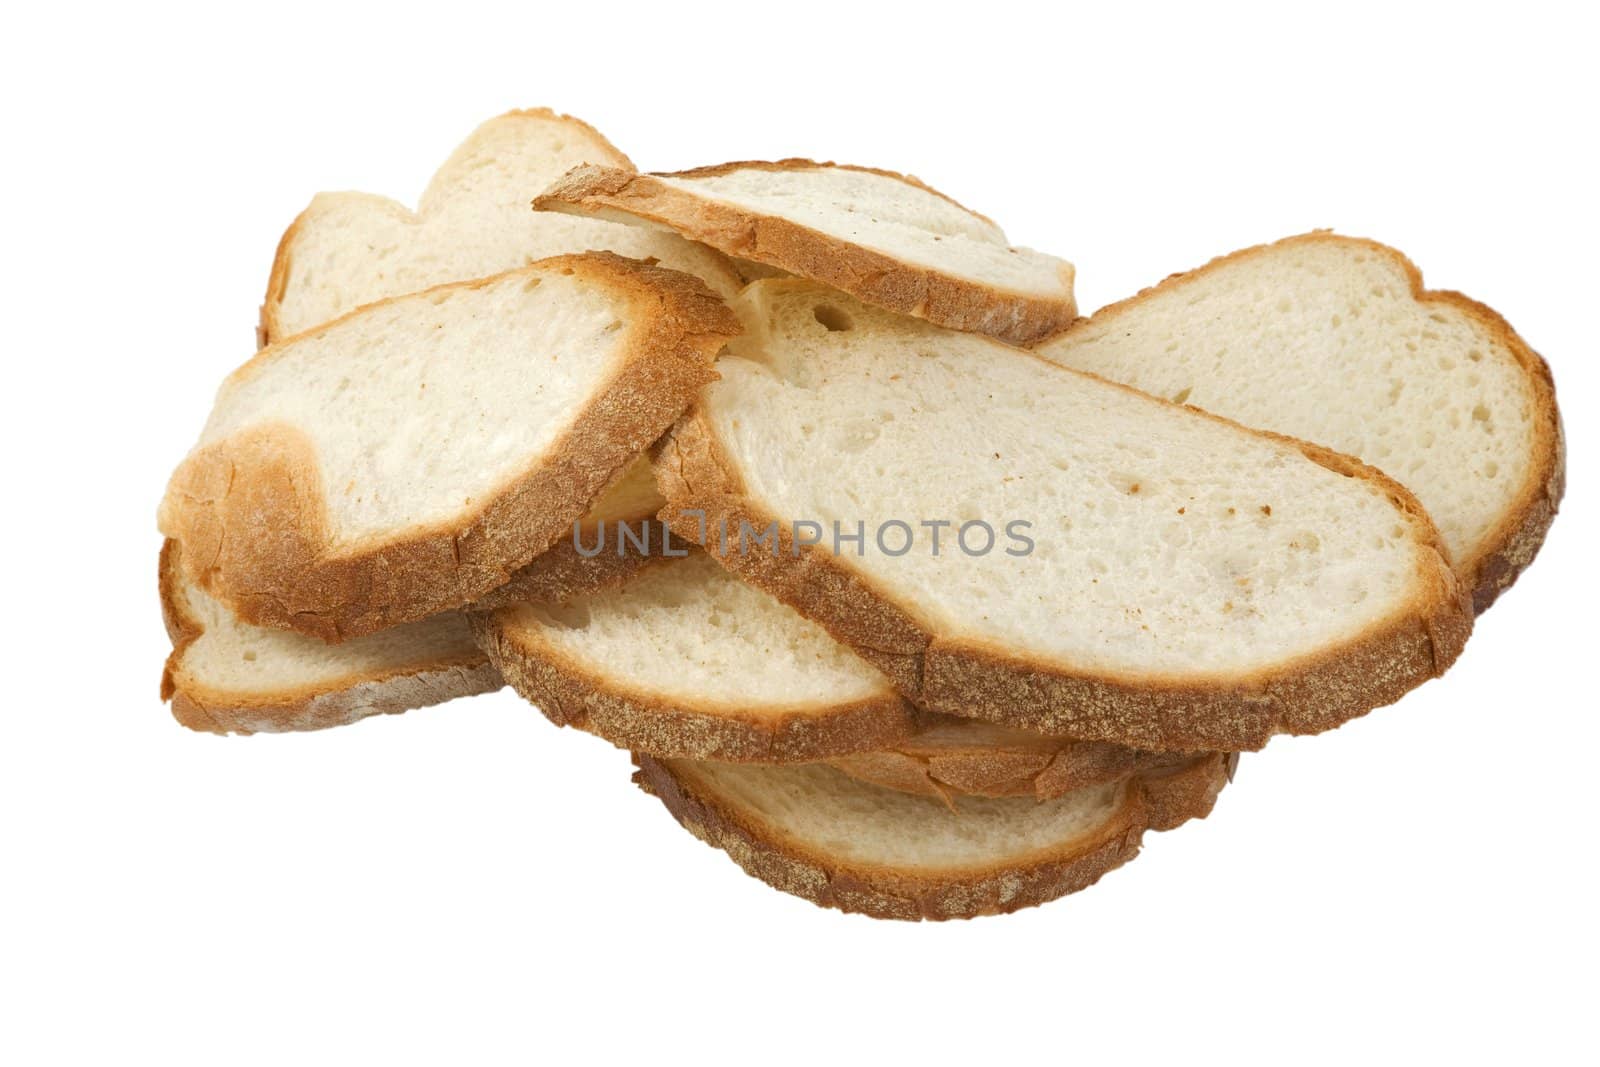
[171,565,483,694]
[654,164,1070,297]
[664,758,1126,870]
[496,552,891,715]
[1039,236,1543,575]
[200,268,640,546]
[270,111,741,339]
[701,282,1449,677]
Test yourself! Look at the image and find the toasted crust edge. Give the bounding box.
[827,727,1187,802]
[165,253,740,643]
[535,162,1077,345]
[258,107,639,347]
[632,752,1231,921]
[1048,231,1564,613]
[652,374,1472,751]
[468,585,920,763]
[158,541,501,736]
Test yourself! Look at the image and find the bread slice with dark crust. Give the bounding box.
[161,253,740,643]
[633,752,1233,921]
[471,551,920,761]
[1034,232,1564,613]
[534,160,1077,344]
[160,541,501,735]
[827,713,1186,802]
[651,282,1472,752]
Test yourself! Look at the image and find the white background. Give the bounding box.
[5,2,1596,1063]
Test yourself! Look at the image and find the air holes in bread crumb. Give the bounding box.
[813,305,853,332]
[523,276,544,292]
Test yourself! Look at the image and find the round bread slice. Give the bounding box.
[827,713,1186,802]
[652,281,1472,752]
[1034,233,1564,612]
[159,541,500,735]
[634,752,1232,921]
[534,160,1077,344]
[160,253,740,642]
[471,551,918,761]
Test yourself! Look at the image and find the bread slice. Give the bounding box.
[161,253,740,642]
[828,714,1184,802]
[652,281,1472,751]
[260,108,744,344]
[535,160,1076,344]
[471,551,919,761]
[633,751,1233,920]
[160,541,500,734]
[1035,233,1564,612]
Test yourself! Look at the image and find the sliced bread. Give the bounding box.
[160,541,500,734]
[535,160,1076,344]
[260,108,744,344]
[634,751,1232,920]
[652,281,1472,751]
[827,714,1184,802]
[161,253,740,642]
[1034,233,1563,612]
[472,551,919,761]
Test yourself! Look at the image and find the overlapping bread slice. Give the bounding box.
[260,109,748,605]
[260,108,743,343]
[652,281,1472,751]
[1033,233,1563,612]
[535,160,1077,344]
[160,541,500,734]
[160,253,740,642]
[472,551,920,761]
[634,751,1233,920]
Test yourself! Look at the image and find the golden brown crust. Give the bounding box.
[469,592,921,763]
[165,253,741,643]
[158,540,501,736]
[535,161,1077,345]
[827,714,1185,802]
[652,393,1472,752]
[632,752,1230,921]
[257,107,640,347]
[467,520,662,611]
[1048,231,1563,613]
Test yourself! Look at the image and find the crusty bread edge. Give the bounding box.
[158,540,501,736]
[166,253,741,642]
[632,752,1231,921]
[535,162,1077,345]
[651,366,1472,751]
[258,107,639,347]
[469,588,921,762]
[828,735,1187,803]
[1044,231,1564,613]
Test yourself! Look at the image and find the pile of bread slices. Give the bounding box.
[158,109,1564,921]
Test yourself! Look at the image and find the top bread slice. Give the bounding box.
[634,750,1231,920]
[160,540,501,734]
[161,253,740,642]
[652,281,1472,751]
[1034,233,1563,612]
[260,108,744,344]
[534,160,1077,345]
